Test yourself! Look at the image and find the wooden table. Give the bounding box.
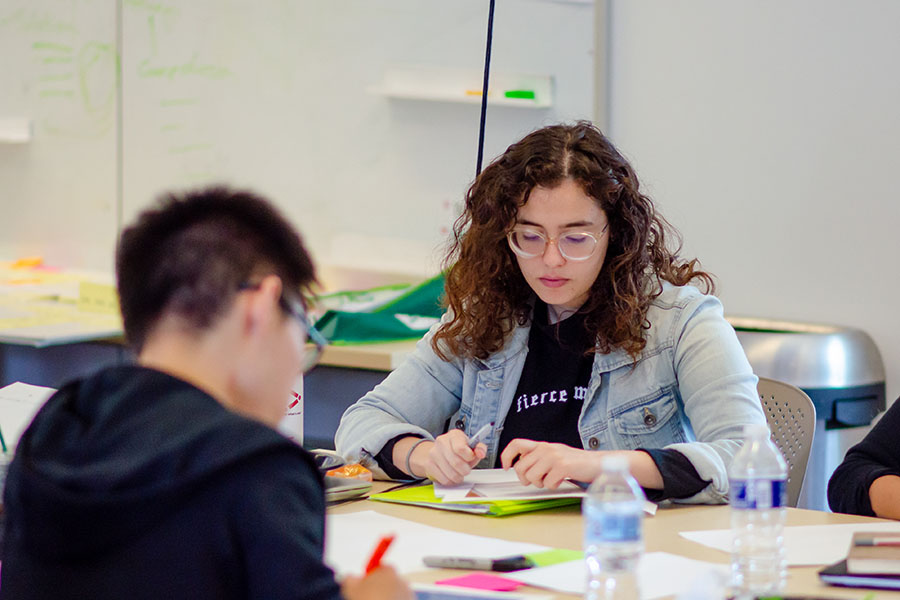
[330,484,899,599]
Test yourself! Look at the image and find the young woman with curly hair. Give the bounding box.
[336,122,766,504]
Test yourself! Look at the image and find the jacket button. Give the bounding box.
[643,407,657,427]
[588,437,599,449]
[455,419,465,430]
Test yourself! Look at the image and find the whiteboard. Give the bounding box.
[0,2,118,271]
[2,0,595,283]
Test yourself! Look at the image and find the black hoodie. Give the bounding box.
[0,365,343,600]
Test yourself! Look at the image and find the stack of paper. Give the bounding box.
[371,470,656,517]
[370,482,581,516]
[0,382,56,452]
[434,469,585,502]
[0,259,122,346]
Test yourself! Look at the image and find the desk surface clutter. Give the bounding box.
[0,258,122,347]
[328,481,900,599]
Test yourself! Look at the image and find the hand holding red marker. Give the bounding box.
[365,534,396,574]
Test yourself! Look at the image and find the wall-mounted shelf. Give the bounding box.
[369,67,553,109]
[0,118,32,143]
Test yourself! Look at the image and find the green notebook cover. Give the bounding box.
[369,483,581,517]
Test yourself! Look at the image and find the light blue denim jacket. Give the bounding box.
[335,283,765,504]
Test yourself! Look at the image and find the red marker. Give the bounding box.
[365,534,395,574]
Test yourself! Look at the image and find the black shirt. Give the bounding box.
[828,397,900,516]
[496,300,593,455]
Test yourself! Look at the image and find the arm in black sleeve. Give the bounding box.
[375,434,423,480]
[828,398,900,516]
[237,451,343,600]
[639,448,709,502]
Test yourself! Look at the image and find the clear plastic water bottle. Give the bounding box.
[729,423,788,599]
[583,455,645,600]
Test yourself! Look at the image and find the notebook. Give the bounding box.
[819,559,900,590]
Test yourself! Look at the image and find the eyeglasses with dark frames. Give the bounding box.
[237,282,327,373]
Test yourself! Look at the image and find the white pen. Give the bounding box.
[467,422,494,449]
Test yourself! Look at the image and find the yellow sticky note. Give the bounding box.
[10,256,43,269]
[78,281,120,315]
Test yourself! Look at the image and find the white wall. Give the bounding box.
[607,1,900,400]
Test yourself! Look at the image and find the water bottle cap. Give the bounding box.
[601,455,629,471]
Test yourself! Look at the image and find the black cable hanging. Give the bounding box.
[475,0,496,177]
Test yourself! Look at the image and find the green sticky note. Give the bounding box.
[504,89,536,100]
[524,548,583,567]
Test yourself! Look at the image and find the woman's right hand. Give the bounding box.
[341,565,412,600]
[395,431,487,485]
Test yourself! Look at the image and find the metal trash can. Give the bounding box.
[728,316,886,511]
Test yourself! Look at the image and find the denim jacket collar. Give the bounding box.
[473,324,530,370]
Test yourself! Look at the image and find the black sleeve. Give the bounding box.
[236,450,343,600]
[375,434,423,480]
[828,399,900,516]
[638,448,709,502]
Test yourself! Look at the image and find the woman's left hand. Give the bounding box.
[499,440,665,490]
[499,439,602,489]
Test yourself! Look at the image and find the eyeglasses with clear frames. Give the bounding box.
[237,282,327,373]
[507,222,609,262]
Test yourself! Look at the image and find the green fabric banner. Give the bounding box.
[315,273,445,345]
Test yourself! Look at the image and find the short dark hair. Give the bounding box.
[116,186,316,352]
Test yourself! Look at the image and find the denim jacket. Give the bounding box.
[335,283,765,504]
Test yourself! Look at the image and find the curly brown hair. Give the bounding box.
[433,121,714,362]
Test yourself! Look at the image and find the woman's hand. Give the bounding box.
[341,565,412,600]
[499,439,602,488]
[394,431,487,485]
[499,439,664,490]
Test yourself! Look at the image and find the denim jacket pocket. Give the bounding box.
[610,391,687,450]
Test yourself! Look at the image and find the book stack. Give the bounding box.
[820,531,900,590]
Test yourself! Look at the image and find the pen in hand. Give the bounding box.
[364,534,395,574]
[467,422,494,449]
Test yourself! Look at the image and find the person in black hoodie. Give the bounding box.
[0,187,410,600]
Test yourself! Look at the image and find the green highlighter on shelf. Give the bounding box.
[504,89,536,100]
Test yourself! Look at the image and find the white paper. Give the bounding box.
[510,551,729,599]
[325,510,549,576]
[681,521,900,566]
[0,382,56,450]
[434,469,584,502]
[412,584,553,600]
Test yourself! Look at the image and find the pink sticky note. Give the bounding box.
[435,573,523,592]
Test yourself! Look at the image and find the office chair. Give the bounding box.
[757,377,816,508]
